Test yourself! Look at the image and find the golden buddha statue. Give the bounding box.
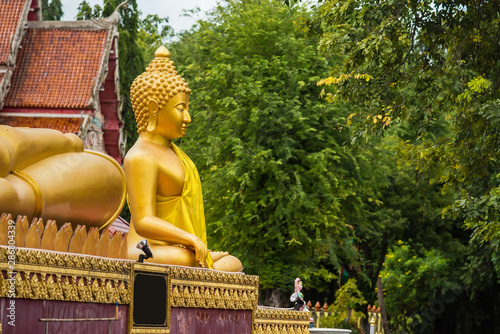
[0,125,126,227]
[125,46,242,272]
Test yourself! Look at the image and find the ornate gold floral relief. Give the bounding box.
[0,248,130,304]
[253,308,311,334]
[130,329,169,334]
[167,266,258,311]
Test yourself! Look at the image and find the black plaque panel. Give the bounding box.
[133,273,167,326]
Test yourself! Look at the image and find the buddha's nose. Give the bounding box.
[184,110,191,124]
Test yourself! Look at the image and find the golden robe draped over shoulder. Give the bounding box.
[155,143,214,268]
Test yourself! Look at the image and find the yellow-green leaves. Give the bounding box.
[457,76,492,103]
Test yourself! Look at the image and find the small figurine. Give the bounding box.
[290,277,308,311]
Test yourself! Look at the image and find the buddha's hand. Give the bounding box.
[185,234,208,268]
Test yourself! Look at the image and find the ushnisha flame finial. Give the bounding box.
[154,46,171,58]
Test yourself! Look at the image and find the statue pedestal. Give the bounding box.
[0,248,310,333]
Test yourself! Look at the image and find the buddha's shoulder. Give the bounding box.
[123,143,160,166]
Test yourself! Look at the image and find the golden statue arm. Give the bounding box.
[124,154,208,266]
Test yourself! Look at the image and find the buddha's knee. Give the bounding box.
[212,255,243,272]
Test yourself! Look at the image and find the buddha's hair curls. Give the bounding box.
[130,46,191,133]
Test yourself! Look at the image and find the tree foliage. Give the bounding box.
[138,14,174,64]
[42,0,63,20]
[169,2,469,316]
[380,242,461,332]
[309,0,500,331]
[310,0,500,244]
[75,0,102,20]
[322,278,366,332]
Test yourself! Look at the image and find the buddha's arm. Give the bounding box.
[124,155,208,266]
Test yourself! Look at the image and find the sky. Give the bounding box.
[60,0,219,33]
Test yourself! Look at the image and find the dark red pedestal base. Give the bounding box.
[0,298,128,334]
[170,307,253,334]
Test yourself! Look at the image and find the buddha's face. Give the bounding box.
[152,92,191,139]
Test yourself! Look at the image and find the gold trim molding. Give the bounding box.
[130,329,169,334]
[0,247,131,274]
[0,247,131,304]
[253,323,311,334]
[0,270,130,304]
[168,266,259,286]
[169,284,256,310]
[167,266,259,310]
[253,308,311,334]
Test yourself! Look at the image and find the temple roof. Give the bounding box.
[109,215,130,235]
[5,28,109,109]
[0,115,82,133]
[0,0,28,65]
[0,2,125,162]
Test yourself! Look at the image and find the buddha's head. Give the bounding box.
[130,46,191,134]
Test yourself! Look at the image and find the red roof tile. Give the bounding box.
[5,28,108,109]
[110,216,130,235]
[0,116,81,133]
[0,0,26,64]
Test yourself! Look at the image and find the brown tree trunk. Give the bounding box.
[345,308,352,325]
[377,277,391,334]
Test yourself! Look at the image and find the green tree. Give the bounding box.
[170,0,362,297]
[379,242,461,332]
[340,131,469,332]
[322,278,366,332]
[42,0,63,20]
[75,0,102,20]
[310,0,500,245]
[170,1,461,312]
[310,0,500,331]
[138,14,173,64]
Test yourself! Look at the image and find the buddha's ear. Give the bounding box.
[147,99,159,132]
[148,100,159,114]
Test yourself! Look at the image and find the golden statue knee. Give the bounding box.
[213,255,243,272]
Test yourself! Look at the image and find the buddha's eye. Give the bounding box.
[176,107,184,112]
